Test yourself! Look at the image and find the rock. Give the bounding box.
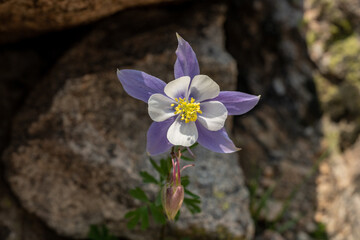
[0,32,76,153]
[255,230,285,240]
[0,47,43,153]
[0,36,78,240]
[0,177,70,240]
[263,166,274,178]
[226,0,322,238]
[2,3,253,239]
[0,0,182,43]
[304,1,360,239]
[296,231,310,240]
[260,200,283,222]
[304,0,360,148]
[316,119,360,240]
[304,221,316,233]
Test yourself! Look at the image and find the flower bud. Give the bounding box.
[162,150,193,220]
[161,183,184,221]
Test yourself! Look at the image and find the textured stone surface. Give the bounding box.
[303,0,360,239]
[0,34,81,240]
[255,230,285,240]
[304,0,360,150]
[3,3,253,239]
[0,177,70,240]
[316,119,360,240]
[0,30,83,153]
[0,0,181,43]
[226,0,322,238]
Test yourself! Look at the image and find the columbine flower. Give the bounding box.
[117,33,259,155]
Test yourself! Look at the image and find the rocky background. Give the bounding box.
[0,0,359,239]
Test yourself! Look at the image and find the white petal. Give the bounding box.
[167,116,198,147]
[188,75,220,102]
[198,101,228,131]
[148,94,176,122]
[164,76,191,100]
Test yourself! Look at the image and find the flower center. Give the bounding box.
[171,97,202,123]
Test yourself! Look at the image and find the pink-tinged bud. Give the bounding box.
[161,183,184,221]
[162,149,193,220]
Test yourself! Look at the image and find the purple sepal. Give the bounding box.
[146,116,175,155]
[117,69,166,103]
[174,33,200,80]
[211,91,260,115]
[196,122,239,153]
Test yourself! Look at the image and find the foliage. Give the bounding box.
[310,222,329,240]
[125,143,201,230]
[88,225,117,240]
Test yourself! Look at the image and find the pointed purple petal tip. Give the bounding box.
[211,91,260,116]
[176,32,182,42]
[174,33,200,79]
[117,69,166,103]
[196,122,240,153]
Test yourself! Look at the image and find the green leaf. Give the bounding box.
[309,222,329,240]
[184,198,201,214]
[186,204,201,214]
[150,157,172,180]
[124,210,137,219]
[155,191,162,206]
[174,209,181,221]
[190,142,199,148]
[127,210,140,230]
[88,225,117,240]
[248,180,258,214]
[184,198,201,204]
[140,206,149,230]
[181,176,190,187]
[184,189,200,199]
[149,203,166,224]
[160,158,171,177]
[181,155,195,161]
[140,171,159,184]
[88,225,101,239]
[129,187,149,203]
[149,158,162,175]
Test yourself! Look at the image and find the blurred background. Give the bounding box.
[1,0,360,239]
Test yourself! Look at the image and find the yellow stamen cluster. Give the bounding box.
[171,97,202,123]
